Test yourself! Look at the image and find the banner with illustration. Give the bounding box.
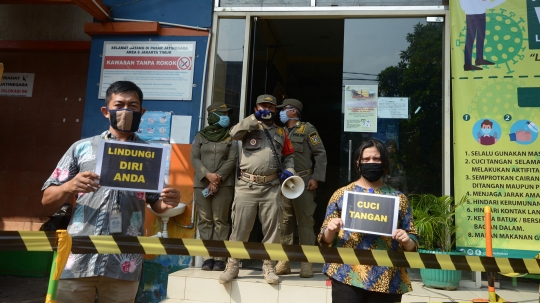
[452,0,540,259]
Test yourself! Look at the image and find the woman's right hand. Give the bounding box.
[326,218,344,233]
[322,218,343,244]
[205,173,222,185]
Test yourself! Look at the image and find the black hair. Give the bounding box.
[353,139,390,176]
[105,81,144,106]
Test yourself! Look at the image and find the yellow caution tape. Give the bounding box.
[2,231,539,274]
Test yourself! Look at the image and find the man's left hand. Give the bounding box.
[160,187,181,209]
[280,170,293,180]
[306,179,318,190]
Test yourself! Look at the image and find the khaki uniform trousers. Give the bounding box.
[280,188,316,246]
[229,179,282,244]
[194,186,234,261]
[57,276,138,303]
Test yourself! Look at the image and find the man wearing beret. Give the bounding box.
[275,98,327,278]
[219,94,295,285]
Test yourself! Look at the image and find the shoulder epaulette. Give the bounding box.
[296,123,307,134]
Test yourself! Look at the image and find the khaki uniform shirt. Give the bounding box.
[230,114,294,176]
[286,121,327,182]
[191,133,238,188]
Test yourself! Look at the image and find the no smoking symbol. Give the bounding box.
[177,57,192,70]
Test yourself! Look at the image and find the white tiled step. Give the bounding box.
[165,264,540,303]
[166,264,331,303]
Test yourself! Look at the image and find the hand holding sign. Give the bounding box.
[159,187,181,209]
[66,171,101,194]
[327,218,344,233]
[392,229,416,251]
[321,218,344,244]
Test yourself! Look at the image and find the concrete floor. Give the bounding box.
[0,275,48,303]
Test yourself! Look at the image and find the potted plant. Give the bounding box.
[409,194,467,290]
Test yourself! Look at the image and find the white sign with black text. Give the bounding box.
[0,73,35,97]
[99,41,196,101]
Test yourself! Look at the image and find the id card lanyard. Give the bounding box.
[109,191,122,234]
[104,131,134,234]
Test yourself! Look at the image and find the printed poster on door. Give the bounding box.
[99,41,196,101]
[344,85,378,132]
[452,0,540,259]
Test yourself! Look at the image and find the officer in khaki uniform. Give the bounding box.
[219,94,295,285]
[275,98,327,278]
[191,102,238,272]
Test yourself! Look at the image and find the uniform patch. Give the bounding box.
[296,124,306,134]
[250,139,257,145]
[276,127,284,136]
[309,132,322,145]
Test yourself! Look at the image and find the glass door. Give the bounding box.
[242,16,444,243]
[341,18,444,196]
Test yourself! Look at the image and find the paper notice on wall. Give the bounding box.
[378,97,409,119]
[0,73,34,97]
[99,41,196,100]
[170,115,192,144]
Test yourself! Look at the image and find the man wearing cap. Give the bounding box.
[275,98,327,278]
[219,94,295,285]
[191,102,238,271]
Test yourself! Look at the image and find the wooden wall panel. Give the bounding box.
[0,51,89,230]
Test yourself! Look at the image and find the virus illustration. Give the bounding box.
[457,8,528,74]
[470,78,540,124]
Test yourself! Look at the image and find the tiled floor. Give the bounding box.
[402,281,539,302]
[164,262,540,303]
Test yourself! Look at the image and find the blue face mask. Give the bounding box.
[279,110,290,123]
[213,112,230,128]
[481,128,491,134]
[280,109,298,124]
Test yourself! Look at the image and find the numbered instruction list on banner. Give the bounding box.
[99,41,196,100]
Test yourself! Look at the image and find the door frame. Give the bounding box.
[206,7,451,195]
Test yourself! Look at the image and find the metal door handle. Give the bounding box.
[348,139,352,182]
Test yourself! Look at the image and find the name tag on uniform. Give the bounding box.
[110,213,122,233]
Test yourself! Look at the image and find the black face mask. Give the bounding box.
[109,108,142,132]
[359,163,384,182]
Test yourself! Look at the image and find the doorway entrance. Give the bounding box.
[245,17,444,242]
